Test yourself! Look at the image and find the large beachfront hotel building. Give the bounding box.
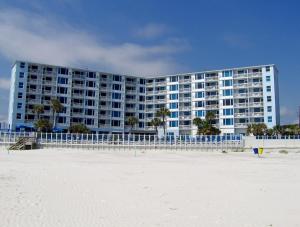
[8,61,279,135]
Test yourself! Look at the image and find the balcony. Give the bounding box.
[234,93,248,98]
[234,103,248,108]
[179,79,191,83]
[180,106,191,111]
[42,80,55,85]
[233,83,248,88]
[126,90,136,95]
[249,82,263,87]
[205,95,218,100]
[72,103,84,108]
[235,123,248,128]
[250,112,264,117]
[205,104,219,109]
[179,88,191,92]
[156,99,166,104]
[179,115,191,120]
[248,92,263,97]
[250,102,264,107]
[205,76,218,82]
[179,97,191,102]
[234,113,248,118]
[234,73,248,79]
[205,85,218,91]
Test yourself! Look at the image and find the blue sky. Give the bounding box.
[0,0,299,124]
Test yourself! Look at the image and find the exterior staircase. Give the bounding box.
[9,137,37,150]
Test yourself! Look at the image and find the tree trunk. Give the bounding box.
[53,111,56,129]
[163,116,166,137]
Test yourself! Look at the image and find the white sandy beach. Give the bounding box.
[0,147,300,227]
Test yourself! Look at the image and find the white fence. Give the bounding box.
[0,132,244,151]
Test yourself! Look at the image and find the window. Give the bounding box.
[139,113,144,119]
[113,75,122,82]
[86,81,95,88]
[170,112,178,118]
[170,84,178,91]
[195,101,204,108]
[223,118,233,125]
[88,72,96,78]
[57,77,68,84]
[170,76,178,82]
[57,87,68,94]
[195,82,204,89]
[112,111,121,118]
[18,82,23,88]
[17,103,22,109]
[169,94,178,100]
[169,102,178,109]
[223,99,233,106]
[266,86,271,92]
[19,72,24,78]
[223,109,233,116]
[169,121,178,127]
[112,102,121,109]
[85,119,94,125]
[85,99,95,106]
[86,90,95,97]
[85,109,95,116]
[58,68,68,75]
[139,87,145,93]
[266,66,270,72]
[268,116,272,123]
[18,92,23,99]
[223,71,232,77]
[223,80,233,87]
[112,84,122,91]
[16,113,22,119]
[195,92,204,98]
[267,96,272,102]
[267,106,272,112]
[139,104,145,110]
[266,76,271,82]
[111,120,121,127]
[112,93,122,100]
[140,79,145,85]
[223,89,233,96]
[195,73,204,80]
[195,110,205,117]
[20,62,25,68]
[58,117,67,124]
[139,122,144,128]
[139,96,145,102]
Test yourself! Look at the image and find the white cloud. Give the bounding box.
[135,23,169,39]
[280,106,294,118]
[0,78,10,90]
[222,33,253,49]
[0,9,186,76]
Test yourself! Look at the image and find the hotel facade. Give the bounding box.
[8,61,280,135]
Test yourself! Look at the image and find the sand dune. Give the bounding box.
[0,148,300,227]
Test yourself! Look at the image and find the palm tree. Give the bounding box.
[247,123,267,136]
[32,104,44,120]
[50,99,64,129]
[150,118,162,136]
[156,107,171,137]
[34,119,52,132]
[127,116,139,134]
[193,117,205,135]
[205,111,216,126]
[69,124,90,133]
[273,125,283,136]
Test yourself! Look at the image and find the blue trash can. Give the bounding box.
[253,148,258,155]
